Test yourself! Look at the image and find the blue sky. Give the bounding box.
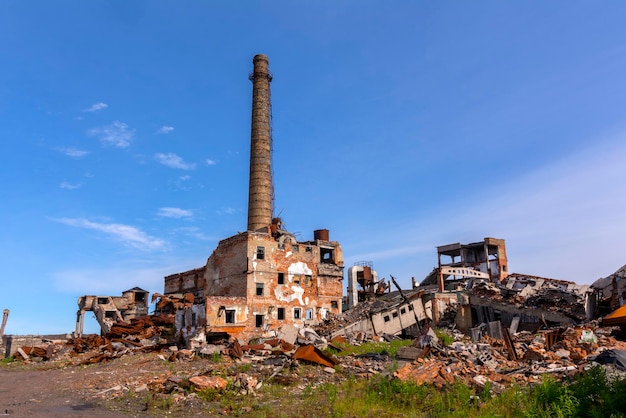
[2,1,626,335]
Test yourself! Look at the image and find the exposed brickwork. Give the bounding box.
[166,230,344,343]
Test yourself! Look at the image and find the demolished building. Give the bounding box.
[162,54,344,345]
[75,287,149,336]
[320,238,597,341]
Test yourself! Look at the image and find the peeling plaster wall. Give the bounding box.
[165,231,344,343]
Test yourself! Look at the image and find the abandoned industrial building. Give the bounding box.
[160,54,344,345]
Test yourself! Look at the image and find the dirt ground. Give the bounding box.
[0,348,361,417]
[0,353,227,417]
[0,364,123,417]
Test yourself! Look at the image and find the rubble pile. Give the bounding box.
[11,314,175,364]
[393,324,626,393]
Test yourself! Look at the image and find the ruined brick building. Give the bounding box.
[163,54,344,344]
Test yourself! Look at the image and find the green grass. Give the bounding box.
[434,328,454,346]
[329,338,413,357]
[0,356,15,365]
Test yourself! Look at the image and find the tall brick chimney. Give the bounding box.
[247,54,273,232]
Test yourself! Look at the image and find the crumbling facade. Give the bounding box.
[429,237,509,292]
[163,55,344,345]
[75,287,149,336]
[346,262,390,308]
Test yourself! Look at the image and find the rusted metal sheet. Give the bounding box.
[293,344,338,367]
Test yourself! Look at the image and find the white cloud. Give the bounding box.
[347,135,626,286]
[158,126,174,134]
[58,147,89,158]
[89,121,135,148]
[54,217,166,250]
[206,159,217,166]
[217,207,237,215]
[155,153,196,170]
[158,207,193,218]
[83,102,108,112]
[175,227,214,241]
[52,263,192,295]
[179,175,191,181]
[60,182,82,190]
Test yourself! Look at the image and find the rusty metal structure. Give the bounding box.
[163,54,344,345]
[247,54,274,232]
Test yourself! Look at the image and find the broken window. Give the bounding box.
[400,308,406,315]
[105,311,116,319]
[408,305,414,311]
[384,315,390,322]
[135,293,146,303]
[294,308,302,320]
[256,283,264,296]
[278,272,285,285]
[97,297,108,305]
[392,312,398,318]
[277,307,285,320]
[225,310,235,324]
[305,275,312,287]
[292,244,299,253]
[320,247,334,264]
[255,314,264,328]
[256,246,265,260]
[305,246,312,253]
[305,309,313,320]
[331,300,338,309]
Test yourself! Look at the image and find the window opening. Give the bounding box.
[256,283,264,296]
[277,307,285,320]
[225,310,235,324]
[278,273,285,285]
[256,246,265,260]
[255,314,264,328]
[294,308,302,320]
[305,309,313,320]
[320,247,334,264]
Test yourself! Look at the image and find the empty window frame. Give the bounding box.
[320,247,334,264]
[400,308,406,315]
[331,300,338,309]
[256,246,265,260]
[305,275,312,287]
[278,272,285,285]
[134,292,146,303]
[292,244,299,253]
[384,315,390,322]
[255,314,264,328]
[256,283,264,296]
[225,309,236,324]
[392,312,398,318]
[277,307,285,320]
[293,308,302,320]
